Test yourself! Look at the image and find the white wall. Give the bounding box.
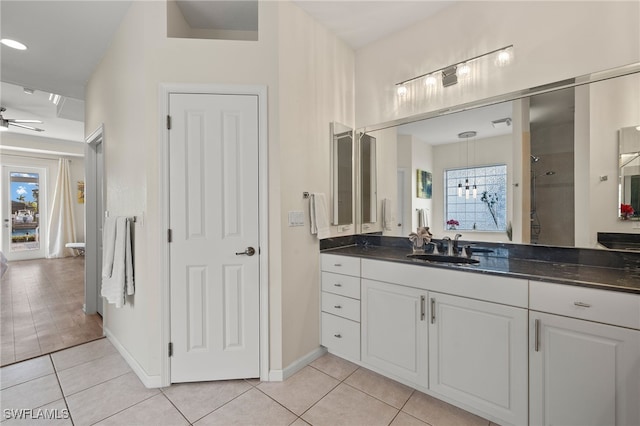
[355,1,640,128]
[85,0,355,379]
[277,1,354,368]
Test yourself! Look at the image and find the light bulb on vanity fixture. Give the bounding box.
[457,63,471,78]
[397,85,407,96]
[424,74,438,86]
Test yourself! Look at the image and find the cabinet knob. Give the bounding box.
[334,305,342,309]
[334,263,342,267]
[574,301,592,308]
[334,283,342,287]
[334,333,342,338]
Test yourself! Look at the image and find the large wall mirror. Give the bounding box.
[355,63,640,247]
[331,122,354,226]
[619,125,640,220]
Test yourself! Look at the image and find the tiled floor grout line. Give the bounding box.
[87,392,164,426]
[51,353,77,426]
[156,391,194,426]
[60,369,133,399]
[184,384,259,425]
[265,369,343,423]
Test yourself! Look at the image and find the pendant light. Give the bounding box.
[458,131,477,199]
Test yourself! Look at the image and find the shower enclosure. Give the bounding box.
[530,155,556,244]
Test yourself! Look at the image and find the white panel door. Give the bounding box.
[530,311,640,426]
[428,292,528,426]
[169,93,260,382]
[361,279,428,387]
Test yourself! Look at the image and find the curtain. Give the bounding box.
[48,158,77,258]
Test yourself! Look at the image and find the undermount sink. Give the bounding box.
[469,247,494,253]
[407,253,480,264]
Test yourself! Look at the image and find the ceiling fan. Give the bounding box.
[0,107,44,132]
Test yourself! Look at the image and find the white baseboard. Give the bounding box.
[104,327,163,388]
[269,346,327,382]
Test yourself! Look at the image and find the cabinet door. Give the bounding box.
[361,279,428,387]
[429,293,528,426]
[530,312,640,426]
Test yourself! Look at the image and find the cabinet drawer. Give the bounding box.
[321,254,360,276]
[321,312,360,361]
[530,281,640,329]
[321,272,361,299]
[322,292,360,322]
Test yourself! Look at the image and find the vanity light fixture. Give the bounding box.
[396,45,514,93]
[491,117,512,128]
[1,38,27,50]
[49,93,61,105]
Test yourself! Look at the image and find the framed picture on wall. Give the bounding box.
[417,169,432,199]
[77,181,85,204]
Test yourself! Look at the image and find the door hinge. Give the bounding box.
[168,342,173,357]
[168,229,173,243]
[167,115,172,130]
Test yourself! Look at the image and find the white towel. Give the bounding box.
[382,198,394,231]
[417,208,428,228]
[310,193,330,239]
[101,217,135,308]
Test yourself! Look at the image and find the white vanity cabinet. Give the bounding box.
[361,258,529,426]
[361,278,428,387]
[529,281,640,426]
[320,254,361,362]
[428,292,528,426]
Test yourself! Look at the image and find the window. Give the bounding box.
[445,165,507,231]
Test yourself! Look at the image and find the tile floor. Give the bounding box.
[0,338,496,425]
[1,257,103,366]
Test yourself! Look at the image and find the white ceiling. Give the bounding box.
[293,1,454,50]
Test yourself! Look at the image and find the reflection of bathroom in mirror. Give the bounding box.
[330,122,354,226]
[360,133,377,224]
[356,67,640,248]
[619,125,640,220]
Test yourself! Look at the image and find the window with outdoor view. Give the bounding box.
[444,165,507,231]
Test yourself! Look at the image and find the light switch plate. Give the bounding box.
[288,211,305,227]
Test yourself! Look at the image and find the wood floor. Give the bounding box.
[0,256,103,366]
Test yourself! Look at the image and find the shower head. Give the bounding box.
[530,155,540,163]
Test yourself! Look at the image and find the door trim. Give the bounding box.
[84,125,104,315]
[159,83,269,386]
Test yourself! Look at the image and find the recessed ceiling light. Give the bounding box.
[1,38,27,50]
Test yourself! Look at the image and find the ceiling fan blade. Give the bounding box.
[9,119,43,124]
[10,122,44,132]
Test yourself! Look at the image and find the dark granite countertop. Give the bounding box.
[320,236,640,294]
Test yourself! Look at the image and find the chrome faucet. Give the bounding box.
[453,234,463,254]
[441,236,453,256]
